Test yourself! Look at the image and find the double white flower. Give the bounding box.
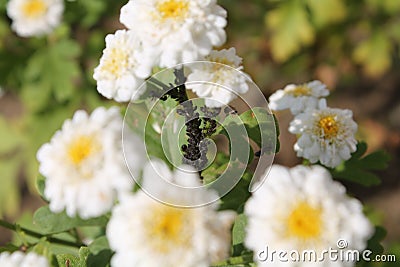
[120,0,227,68]
[37,107,146,219]
[186,47,250,107]
[7,0,63,37]
[107,160,235,267]
[269,80,329,115]
[245,165,373,267]
[93,30,154,102]
[289,100,358,168]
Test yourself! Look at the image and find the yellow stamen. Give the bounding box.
[287,201,322,239]
[22,0,47,18]
[287,85,311,97]
[102,48,129,77]
[68,136,96,165]
[318,115,339,139]
[157,0,189,21]
[147,205,192,253]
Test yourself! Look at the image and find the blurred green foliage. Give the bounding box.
[220,0,400,89]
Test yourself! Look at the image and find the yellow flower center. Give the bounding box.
[68,135,97,165]
[147,205,192,253]
[287,85,311,97]
[318,115,339,139]
[287,201,322,239]
[102,48,129,77]
[156,0,189,21]
[22,0,47,18]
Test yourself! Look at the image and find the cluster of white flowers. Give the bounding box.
[0,251,49,267]
[7,0,64,37]
[37,107,146,219]
[269,81,358,168]
[186,47,250,107]
[107,160,235,267]
[93,0,252,107]
[245,165,373,267]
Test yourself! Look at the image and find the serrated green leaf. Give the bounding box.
[332,167,381,186]
[88,236,110,255]
[360,150,391,170]
[33,206,108,234]
[56,253,80,267]
[239,108,277,153]
[265,0,315,61]
[54,246,90,267]
[331,141,389,186]
[22,39,81,111]
[219,172,251,212]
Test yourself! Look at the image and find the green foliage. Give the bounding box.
[259,0,400,77]
[265,0,314,62]
[331,142,391,186]
[22,39,81,111]
[33,206,108,235]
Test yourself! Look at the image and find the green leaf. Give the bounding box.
[22,39,81,111]
[56,247,90,267]
[239,108,278,154]
[353,32,392,77]
[56,253,80,267]
[88,236,110,255]
[36,175,46,200]
[265,0,315,62]
[232,214,247,246]
[87,250,112,267]
[331,142,390,186]
[33,206,108,234]
[306,0,347,28]
[219,172,251,212]
[87,236,112,267]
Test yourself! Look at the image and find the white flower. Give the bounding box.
[269,80,329,115]
[245,165,373,267]
[120,0,227,67]
[289,100,357,168]
[93,30,154,102]
[186,48,250,107]
[0,251,49,267]
[107,160,235,267]
[7,0,63,37]
[37,107,146,219]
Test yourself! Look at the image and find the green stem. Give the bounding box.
[0,219,84,248]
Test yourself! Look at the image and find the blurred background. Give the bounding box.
[0,0,399,259]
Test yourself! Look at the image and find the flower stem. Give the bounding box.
[0,219,84,248]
